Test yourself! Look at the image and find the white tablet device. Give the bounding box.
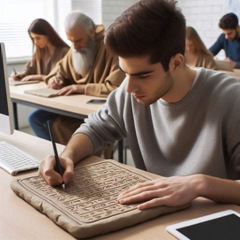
[166,209,240,240]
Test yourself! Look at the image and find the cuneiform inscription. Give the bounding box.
[20,161,150,223]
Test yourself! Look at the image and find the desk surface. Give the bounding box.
[10,82,104,117]
[219,69,240,80]
[1,131,240,240]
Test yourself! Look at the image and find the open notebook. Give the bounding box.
[11,160,189,239]
[24,87,60,98]
[9,78,40,86]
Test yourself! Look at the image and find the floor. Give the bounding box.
[19,126,135,167]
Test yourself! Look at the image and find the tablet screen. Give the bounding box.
[87,99,106,104]
[178,214,240,240]
[166,210,240,240]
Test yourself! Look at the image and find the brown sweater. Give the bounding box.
[22,46,69,77]
[45,25,125,97]
[49,25,125,145]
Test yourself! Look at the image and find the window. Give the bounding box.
[0,0,102,61]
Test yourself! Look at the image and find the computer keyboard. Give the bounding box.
[0,141,39,175]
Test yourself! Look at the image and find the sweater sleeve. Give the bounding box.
[234,61,240,68]
[84,57,125,97]
[44,50,77,86]
[21,55,38,77]
[74,80,128,152]
[209,34,224,56]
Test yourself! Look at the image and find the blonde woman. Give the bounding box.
[185,26,217,69]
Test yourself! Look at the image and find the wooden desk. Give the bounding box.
[10,82,104,129]
[219,70,240,80]
[1,131,240,240]
[10,82,124,164]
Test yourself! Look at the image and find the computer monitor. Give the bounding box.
[0,42,14,134]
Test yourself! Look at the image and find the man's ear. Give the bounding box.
[169,54,184,71]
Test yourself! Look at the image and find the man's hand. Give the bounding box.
[38,155,74,186]
[57,84,86,96]
[225,57,237,68]
[48,76,64,89]
[21,75,37,82]
[117,175,203,210]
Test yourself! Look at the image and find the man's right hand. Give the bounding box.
[38,155,74,186]
[48,76,64,89]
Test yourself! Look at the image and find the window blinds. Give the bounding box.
[0,0,102,60]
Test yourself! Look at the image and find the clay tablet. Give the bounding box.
[11,160,187,239]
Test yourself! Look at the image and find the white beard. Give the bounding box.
[72,37,96,77]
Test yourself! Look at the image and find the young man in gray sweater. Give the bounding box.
[39,0,240,209]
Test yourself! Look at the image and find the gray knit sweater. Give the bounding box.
[76,68,240,179]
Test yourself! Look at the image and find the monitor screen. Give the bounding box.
[0,42,13,134]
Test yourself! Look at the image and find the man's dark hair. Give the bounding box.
[219,13,239,30]
[104,0,186,71]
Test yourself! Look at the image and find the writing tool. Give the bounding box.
[13,67,17,75]
[47,120,65,189]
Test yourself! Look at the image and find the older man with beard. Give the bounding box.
[28,11,125,146]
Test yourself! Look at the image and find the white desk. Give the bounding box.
[219,69,240,80]
[10,82,104,129]
[1,131,240,240]
[10,82,124,164]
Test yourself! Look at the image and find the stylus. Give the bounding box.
[47,120,65,189]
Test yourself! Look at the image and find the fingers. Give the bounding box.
[117,176,198,209]
[12,73,21,81]
[57,87,73,96]
[118,179,164,198]
[21,77,30,82]
[137,196,170,210]
[48,77,63,89]
[117,180,163,208]
[38,155,62,186]
[38,155,74,186]
[118,187,162,206]
[61,157,74,184]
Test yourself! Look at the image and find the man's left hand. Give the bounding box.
[117,175,202,210]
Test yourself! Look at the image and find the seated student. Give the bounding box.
[209,12,240,69]
[11,18,69,82]
[185,26,217,69]
[29,11,125,145]
[39,0,240,210]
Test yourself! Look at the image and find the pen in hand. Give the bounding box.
[13,67,17,75]
[47,120,65,189]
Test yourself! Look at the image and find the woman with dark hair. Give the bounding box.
[185,26,217,69]
[11,18,69,82]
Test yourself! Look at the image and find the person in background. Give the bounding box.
[209,12,240,69]
[11,18,69,82]
[39,0,240,210]
[29,11,125,146]
[185,26,217,69]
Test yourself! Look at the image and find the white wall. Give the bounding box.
[9,0,139,129]
[102,0,230,55]
[102,0,138,28]
[12,0,233,128]
[177,0,229,58]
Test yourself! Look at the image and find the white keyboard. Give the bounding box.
[0,141,39,175]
